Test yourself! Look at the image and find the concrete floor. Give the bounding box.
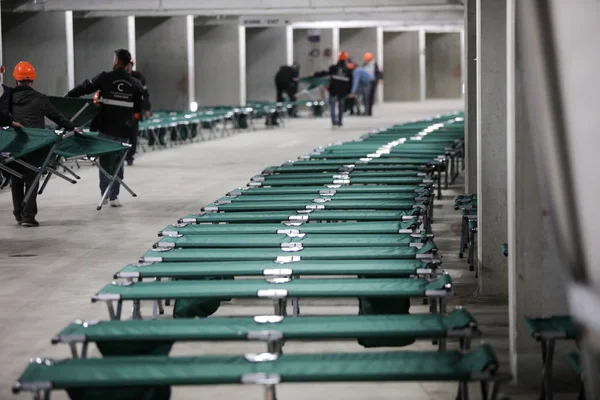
[0,100,574,400]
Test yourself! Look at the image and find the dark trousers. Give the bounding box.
[98,133,125,200]
[276,85,297,102]
[329,96,345,126]
[367,81,377,116]
[11,175,38,221]
[126,121,139,162]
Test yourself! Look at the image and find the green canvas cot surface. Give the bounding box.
[160,221,421,236]
[523,316,580,340]
[48,96,99,127]
[229,185,429,196]
[255,171,424,180]
[291,157,442,166]
[252,176,427,186]
[179,209,420,224]
[263,164,427,173]
[0,128,62,159]
[14,345,498,393]
[94,274,451,301]
[141,241,437,262]
[203,199,424,212]
[54,134,129,158]
[115,259,437,280]
[217,192,430,203]
[155,232,429,249]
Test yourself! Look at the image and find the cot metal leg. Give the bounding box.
[267,340,283,355]
[106,300,123,321]
[480,381,489,400]
[292,298,300,317]
[69,343,79,359]
[459,216,467,258]
[152,301,158,320]
[165,299,171,306]
[132,300,142,320]
[458,381,470,400]
[273,299,287,316]
[81,342,89,359]
[540,339,555,400]
[93,152,137,211]
[264,384,278,400]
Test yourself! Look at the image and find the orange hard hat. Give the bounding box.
[347,62,356,70]
[13,61,36,81]
[338,51,349,62]
[364,52,374,62]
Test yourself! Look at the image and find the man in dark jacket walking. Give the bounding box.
[275,62,300,117]
[314,51,353,128]
[125,58,151,166]
[66,49,144,207]
[1,61,79,226]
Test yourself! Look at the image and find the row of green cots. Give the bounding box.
[13,112,510,400]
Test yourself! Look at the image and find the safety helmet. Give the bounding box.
[13,61,36,82]
[347,62,356,70]
[338,51,349,62]
[363,52,374,62]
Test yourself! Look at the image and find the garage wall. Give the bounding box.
[383,31,420,102]
[136,17,188,111]
[425,32,462,99]
[2,12,68,96]
[194,24,241,107]
[245,27,287,102]
[339,27,377,64]
[293,28,333,76]
[74,17,128,85]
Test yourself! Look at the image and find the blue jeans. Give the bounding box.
[98,133,125,200]
[329,96,345,126]
[359,84,373,116]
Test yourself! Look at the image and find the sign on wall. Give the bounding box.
[239,17,291,27]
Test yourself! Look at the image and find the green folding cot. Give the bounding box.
[52,308,478,359]
[0,127,75,207]
[248,175,430,187]
[216,191,431,203]
[154,232,431,249]
[228,184,430,196]
[159,221,422,237]
[202,199,426,213]
[291,157,442,166]
[140,242,438,263]
[179,209,421,224]
[13,345,506,400]
[93,274,451,320]
[524,316,580,400]
[115,259,439,281]
[253,170,428,180]
[262,163,430,174]
[48,96,99,128]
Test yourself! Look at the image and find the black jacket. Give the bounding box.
[0,85,75,130]
[314,61,352,97]
[130,70,151,112]
[275,66,299,89]
[66,68,143,139]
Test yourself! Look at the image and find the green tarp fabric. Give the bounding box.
[180,209,420,224]
[116,259,435,279]
[160,221,420,236]
[142,242,437,262]
[54,308,474,357]
[54,134,129,158]
[15,345,497,400]
[48,96,99,127]
[205,200,423,212]
[523,316,580,340]
[0,127,61,159]
[94,275,450,301]
[156,233,428,249]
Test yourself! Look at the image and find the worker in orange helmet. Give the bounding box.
[0,61,79,226]
[362,51,383,116]
[313,50,352,128]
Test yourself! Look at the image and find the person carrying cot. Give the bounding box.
[0,61,80,227]
[314,51,353,128]
[274,62,300,116]
[348,64,375,116]
[125,58,152,166]
[362,51,383,116]
[65,48,144,208]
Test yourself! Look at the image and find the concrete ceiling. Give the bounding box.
[1,0,463,26]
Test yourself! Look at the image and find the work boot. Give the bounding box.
[126,159,134,166]
[110,198,122,208]
[21,217,40,227]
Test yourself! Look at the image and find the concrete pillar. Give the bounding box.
[425,32,462,99]
[339,27,377,66]
[418,29,426,101]
[508,0,576,388]
[293,28,333,76]
[464,0,477,193]
[376,27,384,104]
[74,17,128,84]
[2,12,70,95]
[245,27,286,102]
[238,26,246,106]
[331,28,339,64]
[136,17,187,111]
[194,24,241,107]
[382,31,420,102]
[186,15,195,109]
[476,0,508,295]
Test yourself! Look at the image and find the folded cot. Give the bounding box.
[13,345,506,400]
[160,221,422,237]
